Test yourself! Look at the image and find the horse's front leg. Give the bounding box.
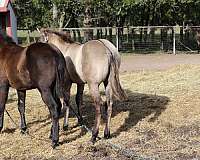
[63,81,72,131]
[17,90,27,133]
[0,83,9,132]
[76,84,84,124]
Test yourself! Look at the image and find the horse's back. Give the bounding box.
[99,39,121,67]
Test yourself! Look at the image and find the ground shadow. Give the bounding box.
[2,128,16,134]
[27,115,51,128]
[5,88,170,145]
[110,90,170,137]
[59,89,170,144]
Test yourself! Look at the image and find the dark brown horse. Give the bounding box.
[39,29,127,143]
[0,35,69,148]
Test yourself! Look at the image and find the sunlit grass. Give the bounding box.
[1,65,200,159]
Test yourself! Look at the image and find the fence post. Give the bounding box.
[173,26,176,55]
[27,30,30,44]
[116,27,119,51]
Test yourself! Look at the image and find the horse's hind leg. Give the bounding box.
[103,81,113,139]
[0,83,9,132]
[17,90,27,133]
[88,83,101,143]
[76,84,84,124]
[40,88,60,148]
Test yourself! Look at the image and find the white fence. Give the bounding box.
[18,26,200,54]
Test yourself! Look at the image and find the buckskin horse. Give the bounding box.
[0,34,70,148]
[39,29,127,143]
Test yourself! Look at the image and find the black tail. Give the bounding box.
[53,50,68,115]
[55,55,66,98]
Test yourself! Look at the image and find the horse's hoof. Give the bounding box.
[91,134,98,144]
[90,137,96,145]
[78,117,84,125]
[52,141,59,149]
[21,130,28,135]
[0,127,2,133]
[20,127,27,134]
[104,131,111,139]
[63,125,68,131]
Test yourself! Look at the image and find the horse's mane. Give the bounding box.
[44,29,74,43]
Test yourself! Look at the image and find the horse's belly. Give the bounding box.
[67,46,86,83]
[75,61,85,83]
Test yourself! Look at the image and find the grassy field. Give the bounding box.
[0,64,200,159]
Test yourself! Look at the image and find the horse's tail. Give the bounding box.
[109,55,128,101]
[53,50,68,115]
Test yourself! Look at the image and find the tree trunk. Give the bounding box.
[52,3,58,27]
[83,0,93,42]
[59,12,65,31]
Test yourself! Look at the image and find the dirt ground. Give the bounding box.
[120,54,200,72]
[1,53,200,160]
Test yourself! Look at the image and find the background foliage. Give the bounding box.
[12,0,200,30]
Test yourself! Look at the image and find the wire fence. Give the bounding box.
[18,26,200,54]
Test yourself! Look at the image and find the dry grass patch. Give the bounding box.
[0,65,200,159]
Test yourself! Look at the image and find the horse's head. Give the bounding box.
[39,28,73,45]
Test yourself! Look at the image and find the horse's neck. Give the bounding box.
[51,39,71,54]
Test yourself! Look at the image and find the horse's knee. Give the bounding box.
[52,111,59,120]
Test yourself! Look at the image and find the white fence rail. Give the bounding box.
[18,26,200,54]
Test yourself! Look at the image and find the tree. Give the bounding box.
[13,0,200,30]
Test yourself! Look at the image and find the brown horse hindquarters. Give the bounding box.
[26,44,57,88]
